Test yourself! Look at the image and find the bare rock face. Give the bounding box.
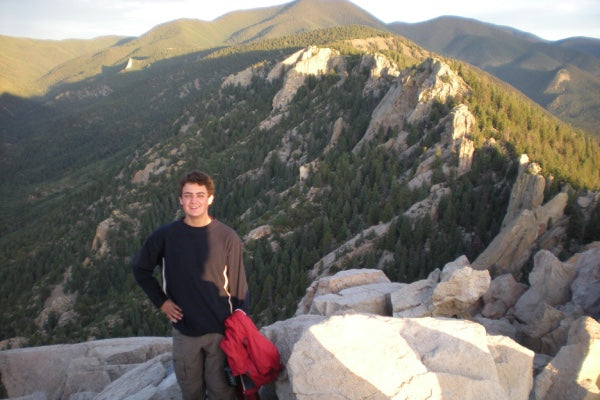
[243,224,272,242]
[391,269,441,318]
[405,104,475,190]
[432,263,491,318]
[531,316,600,400]
[222,63,265,88]
[410,58,469,122]
[510,251,577,351]
[308,281,404,316]
[487,334,537,400]
[354,57,470,152]
[131,157,171,185]
[361,52,401,94]
[441,104,475,148]
[323,116,346,154]
[0,337,175,400]
[404,184,450,219]
[514,250,577,317]
[570,245,600,319]
[295,269,402,317]
[443,104,476,176]
[91,210,139,256]
[306,221,394,279]
[268,46,345,110]
[472,191,568,276]
[458,138,475,171]
[3,243,599,400]
[53,84,113,102]
[285,314,533,400]
[34,268,76,329]
[260,315,327,399]
[482,273,528,319]
[502,154,546,228]
[545,68,571,95]
[473,154,566,277]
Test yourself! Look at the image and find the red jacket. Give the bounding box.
[220,310,283,392]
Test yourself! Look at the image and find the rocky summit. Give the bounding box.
[1,243,599,399]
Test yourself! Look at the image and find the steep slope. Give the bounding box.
[225,0,386,43]
[3,0,385,99]
[389,16,600,137]
[0,35,126,96]
[0,6,286,98]
[3,2,599,139]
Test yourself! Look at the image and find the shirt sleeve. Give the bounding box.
[131,229,169,309]
[227,234,250,313]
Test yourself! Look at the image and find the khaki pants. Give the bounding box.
[172,328,236,400]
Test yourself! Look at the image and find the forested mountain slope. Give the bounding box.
[2,1,598,138]
[0,35,126,96]
[1,25,598,347]
[0,0,383,99]
[389,16,600,136]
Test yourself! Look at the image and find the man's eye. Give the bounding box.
[183,193,206,199]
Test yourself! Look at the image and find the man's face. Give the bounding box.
[179,182,214,220]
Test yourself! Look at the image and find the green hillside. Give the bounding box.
[0,0,384,100]
[2,2,599,139]
[389,16,600,137]
[225,0,386,43]
[0,35,126,96]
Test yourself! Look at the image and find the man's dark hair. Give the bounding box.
[178,170,215,196]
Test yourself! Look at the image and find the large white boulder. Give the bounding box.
[286,314,533,400]
[531,316,600,400]
[0,337,173,399]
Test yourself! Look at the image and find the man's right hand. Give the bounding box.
[160,299,183,323]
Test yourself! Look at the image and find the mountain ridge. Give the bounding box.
[1,1,598,137]
[0,4,599,356]
[388,15,600,136]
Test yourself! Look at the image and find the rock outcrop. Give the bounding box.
[33,268,77,330]
[0,337,176,400]
[2,247,598,399]
[354,57,470,152]
[472,191,569,276]
[403,183,450,219]
[501,154,546,228]
[52,85,113,102]
[131,157,171,185]
[307,222,394,279]
[531,316,600,400]
[267,46,345,110]
[442,104,476,176]
[284,314,531,400]
[91,210,138,256]
[222,64,260,88]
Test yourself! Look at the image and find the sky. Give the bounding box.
[0,0,599,42]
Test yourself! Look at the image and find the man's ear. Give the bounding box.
[208,195,214,205]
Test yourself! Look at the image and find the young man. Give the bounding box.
[132,170,249,400]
